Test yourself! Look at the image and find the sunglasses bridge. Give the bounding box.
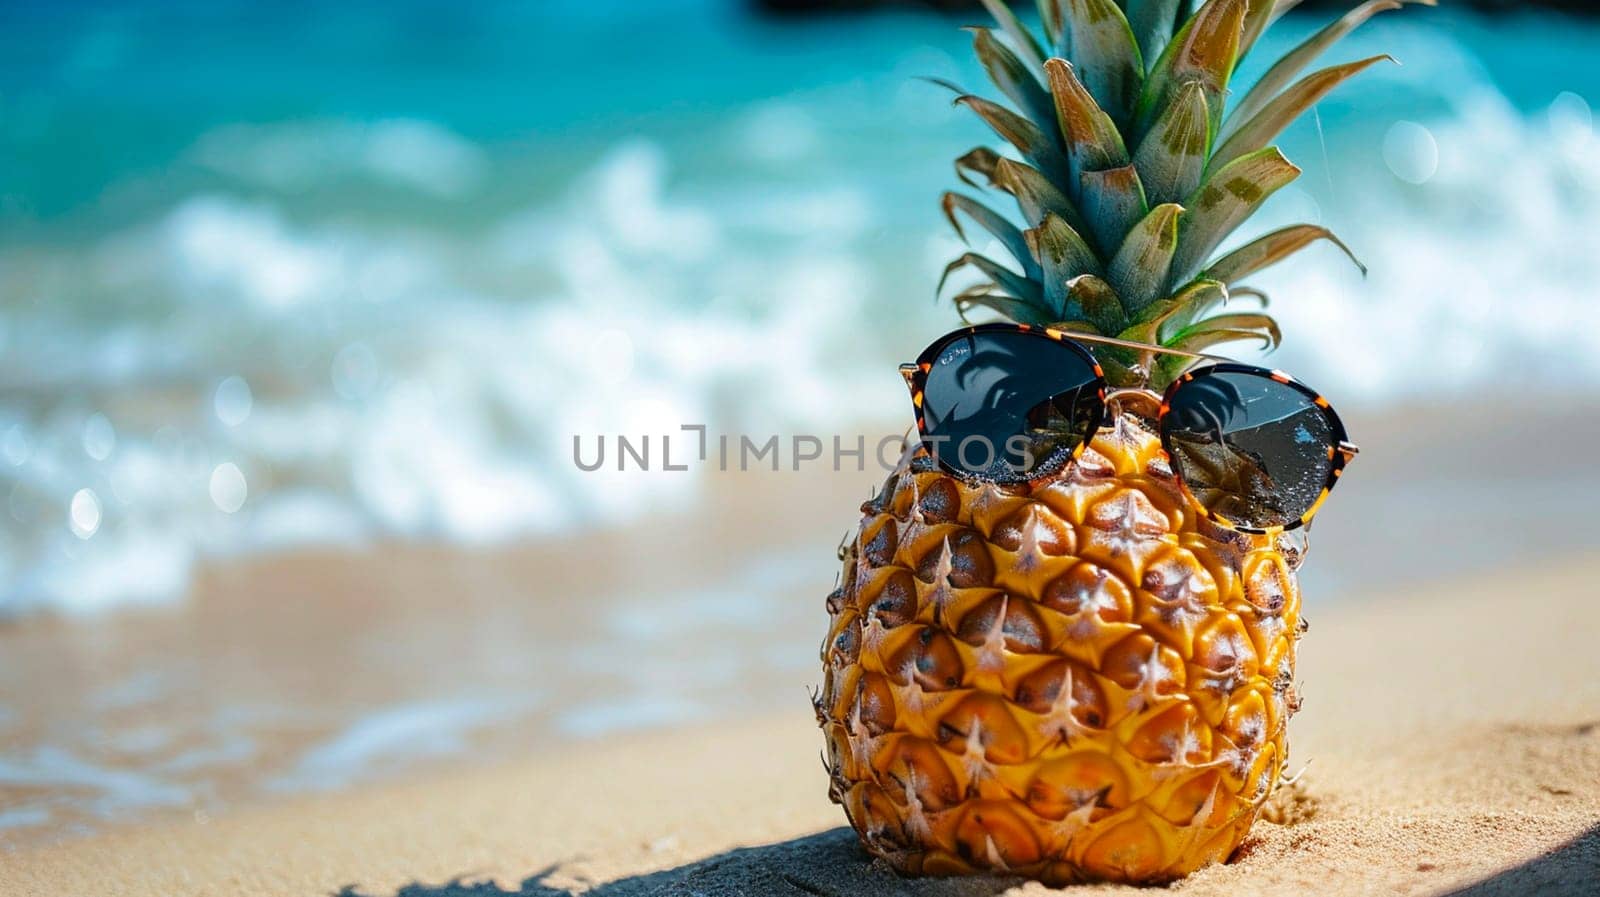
[1103,387,1163,420]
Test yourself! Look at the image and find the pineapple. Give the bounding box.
[817,0,1419,884]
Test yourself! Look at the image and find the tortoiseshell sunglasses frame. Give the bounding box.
[898,323,1359,535]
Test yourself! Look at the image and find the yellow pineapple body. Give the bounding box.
[817,415,1303,884]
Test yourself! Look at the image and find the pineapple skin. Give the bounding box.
[817,414,1303,884]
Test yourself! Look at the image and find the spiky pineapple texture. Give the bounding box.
[939,0,1427,389]
[818,421,1306,883]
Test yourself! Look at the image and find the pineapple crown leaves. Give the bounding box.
[945,0,1432,388]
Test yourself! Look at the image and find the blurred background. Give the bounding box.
[2,0,1598,848]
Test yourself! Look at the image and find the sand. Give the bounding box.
[7,553,1598,896]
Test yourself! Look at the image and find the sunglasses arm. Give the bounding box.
[900,331,1225,388]
[1054,330,1230,363]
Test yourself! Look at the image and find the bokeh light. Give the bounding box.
[82,413,116,461]
[214,376,254,427]
[69,488,102,539]
[209,463,248,514]
[1383,120,1440,185]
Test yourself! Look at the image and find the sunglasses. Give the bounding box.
[898,324,1359,534]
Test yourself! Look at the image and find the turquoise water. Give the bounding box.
[2,2,1599,614]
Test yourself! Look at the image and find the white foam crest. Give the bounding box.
[0,747,191,818]
[1262,89,1600,401]
[159,196,447,313]
[8,528,195,617]
[163,197,348,312]
[191,119,487,197]
[556,694,708,740]
[268,695,538,793]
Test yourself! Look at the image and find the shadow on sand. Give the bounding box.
[335,822,1600,896]
[332,827,1015,896]
[1443,823,1599,897]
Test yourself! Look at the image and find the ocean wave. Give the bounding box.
[0,137,896,615]
[1,9,1597,616]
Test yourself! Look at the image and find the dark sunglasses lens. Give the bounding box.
[1162,370,1335,530]
[922,331,1102,482]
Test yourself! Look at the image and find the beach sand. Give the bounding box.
[7,551,1598,896]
